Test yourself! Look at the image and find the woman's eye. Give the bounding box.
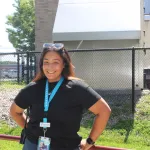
[43,62,49,65]
[54,62,59,64]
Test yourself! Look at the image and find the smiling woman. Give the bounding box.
[42,51,65,82]
[9,43,111,150]
[42,46,70,83]
[33,43,75,82]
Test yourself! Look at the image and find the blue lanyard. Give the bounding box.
[43,77,64,123]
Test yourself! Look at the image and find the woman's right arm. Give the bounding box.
[10,102,27,129]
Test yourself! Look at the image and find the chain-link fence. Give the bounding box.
[0,47,150,132]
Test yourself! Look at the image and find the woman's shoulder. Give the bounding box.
[67,77,89,89]
[22,78,45,91]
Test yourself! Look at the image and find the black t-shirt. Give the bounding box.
[14,78,101,148]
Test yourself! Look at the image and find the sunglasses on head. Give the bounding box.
[43,43,64,50]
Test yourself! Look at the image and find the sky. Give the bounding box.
[0,0,15,52]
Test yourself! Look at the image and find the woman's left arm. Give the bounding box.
[81,98,111,150]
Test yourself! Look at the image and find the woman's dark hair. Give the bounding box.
[32,47,75,82]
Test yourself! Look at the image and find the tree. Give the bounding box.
[6,0,35,52]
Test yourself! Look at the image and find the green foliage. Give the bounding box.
[6,0,35,52]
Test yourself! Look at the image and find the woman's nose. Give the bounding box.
[47,63,55,69]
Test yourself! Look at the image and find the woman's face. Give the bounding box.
[42,51,64,82]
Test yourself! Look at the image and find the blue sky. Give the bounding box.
[0,0,15,52]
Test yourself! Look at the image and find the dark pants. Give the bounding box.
[23,138,80,150]
[23,138,37,150]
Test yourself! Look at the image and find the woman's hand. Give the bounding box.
[80,139,93,150]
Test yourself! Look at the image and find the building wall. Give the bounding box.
[61,40,139,49]
[140,0,150,69]
[143,20,150,69]
[59,40,143,89]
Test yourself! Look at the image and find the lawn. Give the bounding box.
[0,81,25,90]
[0,122,23,150]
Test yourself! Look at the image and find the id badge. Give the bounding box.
[37,136,51,150]
[40,122,50,128]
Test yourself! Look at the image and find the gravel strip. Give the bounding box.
[0,88,20,126]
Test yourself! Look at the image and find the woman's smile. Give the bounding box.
[47,71,56,74]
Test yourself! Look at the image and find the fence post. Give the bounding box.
[34,54,36,76]
[17,53,20,84]
[132,47,135,113]
[26,52,29,84]
[21,55,25,82]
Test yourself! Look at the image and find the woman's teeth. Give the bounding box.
[47,71,55,74]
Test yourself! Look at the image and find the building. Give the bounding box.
[35,0,150,90]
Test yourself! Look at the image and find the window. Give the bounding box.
[144,0,150,20]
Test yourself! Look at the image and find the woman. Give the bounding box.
[10,43,111,150]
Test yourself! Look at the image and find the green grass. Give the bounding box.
[0,122,23,150]
[79,120,150,150]
[0,122,22,136]
[0,140,23,150]
[135,95,150,120]
[79,94,150,150]
[0,81,25,89]
[0,92,150,149]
